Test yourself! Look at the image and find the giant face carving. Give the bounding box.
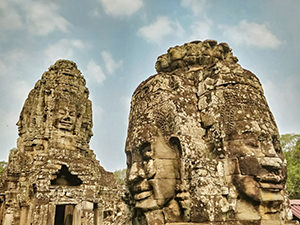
[196,61,289,221]
[223,130,287,222]
[54,101,77,132]
[126,41,291,224]
[229,133,285,201]
[125,73,193,223]
[217,83,287,219]
[126,132,180,210]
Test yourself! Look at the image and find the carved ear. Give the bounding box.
[169,137,182,157]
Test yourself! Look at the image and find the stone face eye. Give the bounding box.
[245,139,259,148]
[69,111,76,117]
[58,109,66,115]
[140,143,152,160]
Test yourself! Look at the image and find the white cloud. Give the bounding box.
[138,17,172,44]
[189,19,212,41]
[0,4,23,30]
[71,40,85,49]
[100,0,143,17]
[85,52,121,85]
[138,16,184,44]
[91,8,101,17]
[222,20,281,49]
[44,39,84,64]
[101,51,123,75]
[86,60,106,84]
[0,0,70,35]
[0,48,27,77]
[181,0,207,16]
[25,1,70,36]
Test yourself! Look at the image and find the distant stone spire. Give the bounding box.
[0,59,124,225]
[16,59,93,153]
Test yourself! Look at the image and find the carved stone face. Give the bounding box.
[54,102,77,131]
[229,132,286,203]
[213,84,288,219]
[126,133,180,211]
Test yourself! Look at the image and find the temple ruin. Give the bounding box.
[0,40,298,225]
[0,60,129,225]
[125,40,296,225]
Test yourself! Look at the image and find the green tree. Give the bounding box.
[113,168,126,185]
[281,134,300,199]
[0,161,7,174]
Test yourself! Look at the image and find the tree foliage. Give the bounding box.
[0,161,7,174]
[281,134,300,199]
[113,168,126,185]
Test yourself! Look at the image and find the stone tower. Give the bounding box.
[0,60,118,225]
[125,40,295,225]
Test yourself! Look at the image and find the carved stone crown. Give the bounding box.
[155,40,238,73]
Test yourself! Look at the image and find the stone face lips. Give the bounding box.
[0,60,125,225]
[126,40,294,224]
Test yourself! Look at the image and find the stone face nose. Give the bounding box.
[63,115,71,121]
[260,157,283,170]
[128,162,146,183]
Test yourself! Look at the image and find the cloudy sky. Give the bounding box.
[0,0,299,171]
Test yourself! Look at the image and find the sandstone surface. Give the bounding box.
[0,60,130,225]
[125,40,295,225]
[0,41,297,225]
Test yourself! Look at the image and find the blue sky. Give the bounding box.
[0,0,299,171]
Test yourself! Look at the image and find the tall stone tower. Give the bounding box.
[0,60,117,225]
[125,40,295,225]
